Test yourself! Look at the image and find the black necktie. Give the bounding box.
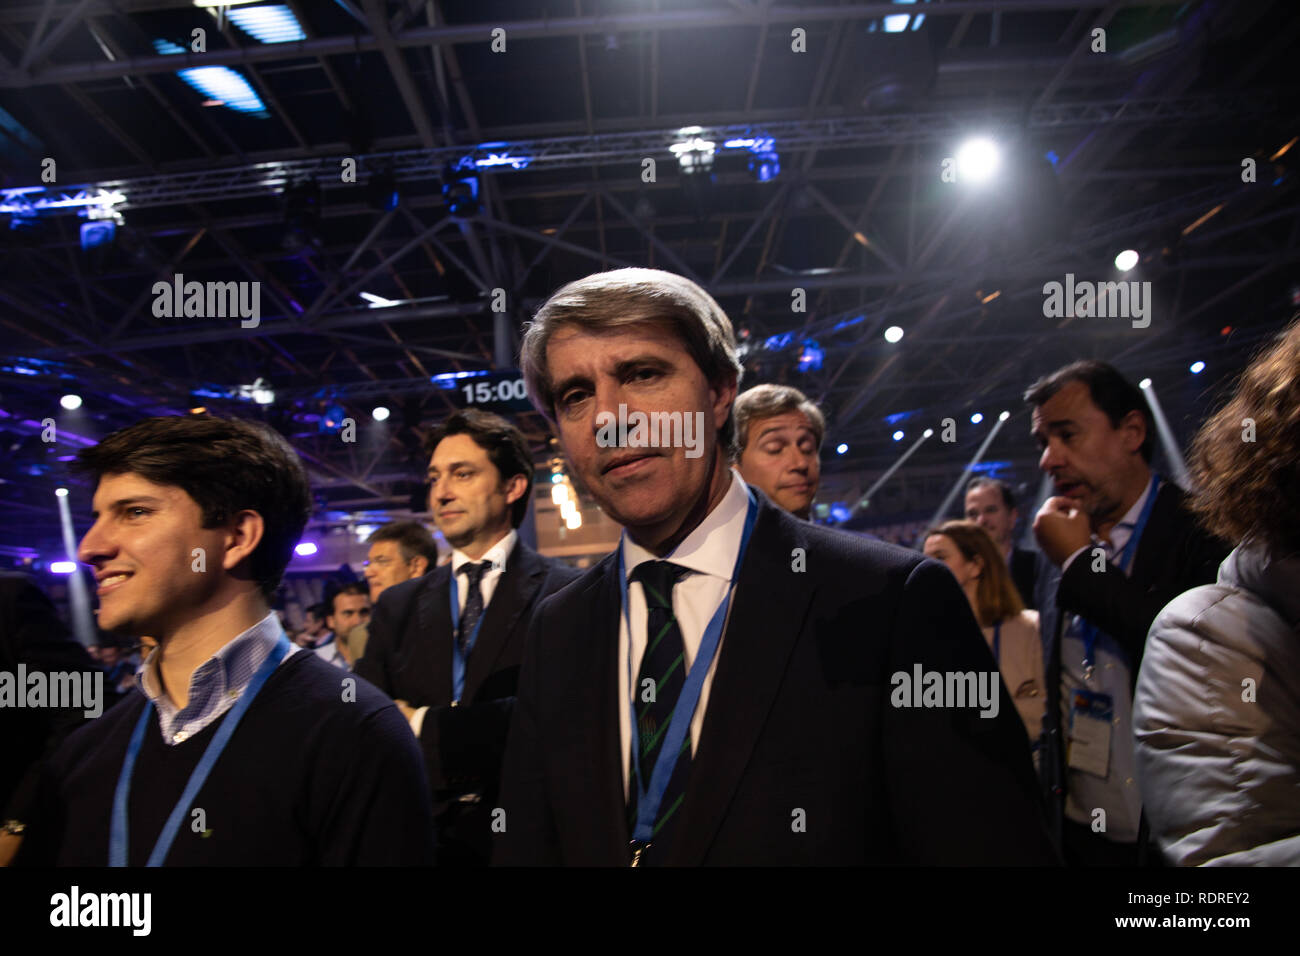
[457,561,489,655]
[627,560,692,864]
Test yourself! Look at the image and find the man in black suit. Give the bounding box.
[495,267,1057,866]
[964,476,1038,609]
[1026,361,1228,865]
[354,409,581,866]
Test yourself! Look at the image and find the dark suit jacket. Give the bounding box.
[0,573,111,823]
[494,492,1059,865]
[1011,546,1039,610]
[1034,480,1230,846]
[354,537,581,863]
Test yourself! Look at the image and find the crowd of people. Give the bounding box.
[2,266,1296,867]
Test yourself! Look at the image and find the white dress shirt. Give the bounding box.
[618,470,752,798]
[409,528,518,736]
[1060,473,1159,843]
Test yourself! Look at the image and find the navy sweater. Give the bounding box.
[22,650,437,866]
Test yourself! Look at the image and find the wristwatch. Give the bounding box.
[1,820,25,836]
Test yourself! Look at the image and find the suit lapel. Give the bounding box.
[665,497,815,865]
[462,539,545,701]
[413,565,454,705]
[591,557,631,863]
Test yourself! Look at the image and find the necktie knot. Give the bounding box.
[631,561,687,610]
[459,560,490,587]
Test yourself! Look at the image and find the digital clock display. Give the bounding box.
[455,371,532,412]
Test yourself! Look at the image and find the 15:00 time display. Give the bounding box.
[462,378,529,405]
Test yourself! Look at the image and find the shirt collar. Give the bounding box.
[1115,472,1159,530]
[137,610,287,715]
[622,470,751,583]
[452,528,517,575]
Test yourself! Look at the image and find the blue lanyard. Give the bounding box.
[449,567,490,704]
[619,487,758,845]
[110,631,291,867]
[1079,474,1160,675]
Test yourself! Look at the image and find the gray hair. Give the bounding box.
[732,384,825,461]
[520,268,743,447]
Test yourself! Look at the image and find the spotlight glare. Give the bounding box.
[955,137,1000,184]
[892,430,904,442]
[970,413,984,424]
[884,326,904,343]
[836,443,849,455]
[998,410,1010,421]
[50,561,76,574]
[1115,249,1140,272]
[60,394,82,410]
[55,487,69,497]
[923,428,934,438]
[371,406,390,421]
[1189,361,1205,374]
[1139,378,1152,390]
[294,542,318,557]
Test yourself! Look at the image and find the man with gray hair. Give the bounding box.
[494,267,1055,866]
[732,384,824,520]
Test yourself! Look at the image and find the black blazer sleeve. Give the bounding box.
[884,559,1060,864]
[492,596,561,865]
[350,586,405,695]
[1055,491,1228,667]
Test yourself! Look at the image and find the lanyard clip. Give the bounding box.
[629,840,650,867]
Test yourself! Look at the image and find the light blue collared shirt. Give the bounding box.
[136,611,298,746]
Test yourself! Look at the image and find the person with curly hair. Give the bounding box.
[1134,317,1300,865]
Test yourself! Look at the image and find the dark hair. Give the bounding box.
[966,476,1016,511]
[367,519,438,567]
[305,603,326,621]
[423,409,534,527]
[1189,315,1300,553]
[73,415,312,599]
[1023,360,1153,463]
[925,521,1025,627]
[329,581,369,616]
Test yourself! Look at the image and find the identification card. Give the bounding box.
[1066,688,1113,778]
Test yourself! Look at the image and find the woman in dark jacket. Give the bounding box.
[1133,317,1300,865]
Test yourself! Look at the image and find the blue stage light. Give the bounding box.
[228,5,306,44]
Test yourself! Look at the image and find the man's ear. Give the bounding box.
[409,555,430,577]
[502,473,528,508]
[221,509,264,574]
[1119,408,1148,456]
[709,373,739,435]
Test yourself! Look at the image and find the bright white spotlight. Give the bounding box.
[55,487,69,497]
[892,430,904,442]
[836,443,848,455]
[1189,361,1205,374]
[884,326,904,343]
[956,137,999,184]
[998,410,1010,421]
[551,484,568,505]
[565,510,583,530]
[60,394,82,410]
[970,413,984,425]
[50,561,77,574]
[294,542,318,557]
[372,406,390,421]
[1115,249,1139,272]
[923,428,934,438]
[1139,378,1152,390]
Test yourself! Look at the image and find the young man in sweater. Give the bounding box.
[18,415,436,866]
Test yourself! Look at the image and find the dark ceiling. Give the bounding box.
[0,0,1297,561]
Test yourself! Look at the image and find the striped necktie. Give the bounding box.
[627,560,692,865]
[457,561,490,655]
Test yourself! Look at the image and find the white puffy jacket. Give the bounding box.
[1133,545,1300,866]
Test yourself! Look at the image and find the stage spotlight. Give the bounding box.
[320,403,346,433]
[1139,378,1152,390]
[748,150,780,183]
[294,542,318,557]
[372,406,390,421]
[441,162,480,218]
[1189,361,1205,374]
[55,487,68,497]
[80,219,116,252]
[50,561,76,574]
[892,431,904,442]
[797,339,824,373]
[884,326,904,343]
[998,410,1010,421]
[60,394,82,410]
[923,428,934,438]
[956,137,999,184]
[670,127,716,174]
[836,443,849,455]
[970,413,983,424]
[367,172,400,212]
[1115,249,1139,272]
